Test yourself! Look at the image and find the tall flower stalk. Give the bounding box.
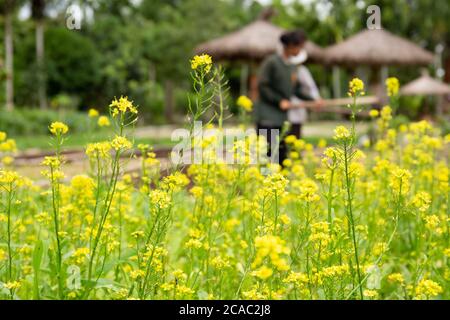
[334,78,365,299]
[42,121,69,298]
[84,97,137,297]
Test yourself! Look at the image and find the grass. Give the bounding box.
[13,127,335,152]
[14,131,175,151]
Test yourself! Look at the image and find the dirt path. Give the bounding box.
[12,121,368,183]
[134,121,368,139]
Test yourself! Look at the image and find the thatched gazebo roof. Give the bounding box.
[324,29,434,66]
[401,73,450,96]
[195,19,325,63]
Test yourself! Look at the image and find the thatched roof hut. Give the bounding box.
[195,19,325,63]
[401,71,450,117]
[324,29,434,66]
[401,73,450,96]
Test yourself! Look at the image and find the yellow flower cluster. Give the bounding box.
[252,235,290,271]
[49,121,69,135]
[348,78,365,97]
[411,191,432,212]
[110,96,138,117]
[98,116,111,127]
[414,279,443,299]
[385,77,400,96]
[190,54,213,73]
[237,95,253,112]
[88,108,99,118]
[0,131,17,166]
[111,135,133,151]
[86,141,111,159]
[333,125,351,140]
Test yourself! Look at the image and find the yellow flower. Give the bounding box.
[4,281,21,290]
[109,96,138,117]
[298,179,320,202]
[0,139,17,152]
[415,279,442,299]
[189,186,203,198]
[86,141,111,159]
[317,139,327,148]
[280,214,291,225]
[49,121,69,135]
[149,189,171,209]
[387,273,404,284]
[185,238,203,249]
[283,272,309,286]
[111,136,132,151]
[2,156,14,166]
[72,247,90,264]
[348,78,365,97]
[130,269,145,280]
[285,135,297,144]
[211,256,230,269]
[252,235,290,271]
[88,108,99,118]
[282,159,292,167]
[190,54,212,73]
[363,289,378,298]
[98,116,111,127]
[237,95,253,112]
[389,167,412,196]
[380,105,392,121]
[333,126,351,140]
[0,131,6,142]
[131,230,145,239]
[369,109,379,118]
[41,156,60,167]
[386,77,400,97]
[251,266,273,280]
[411,191,432,212]
[161,172,189,191]
[423,215,441,233]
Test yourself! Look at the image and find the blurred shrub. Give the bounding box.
[45,27,101,107]
[129,80,165,124]
[398,95,424,119]
[50,94,80,111]
[0,108,88,136]
[391,114,410,129]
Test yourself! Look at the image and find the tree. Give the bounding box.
[32,0,47,109]
[1,0,16,110]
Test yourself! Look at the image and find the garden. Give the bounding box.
[0,54,448,300]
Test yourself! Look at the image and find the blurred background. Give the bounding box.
[0,0,449,139]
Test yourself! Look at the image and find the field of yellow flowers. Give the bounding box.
[0,56,448,300]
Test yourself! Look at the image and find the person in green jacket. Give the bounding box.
[255,29,314,165]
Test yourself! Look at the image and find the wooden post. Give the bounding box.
[240,63,249,96]
[4,2,14,111]
[249,62,259,101]
[164,80,174,123]
[436,95,443,117]
[380,66,389,105]
[380,66,388,88]
[36,18,47,109]
[332,66,341,98]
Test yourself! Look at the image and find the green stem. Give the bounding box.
[343,141,363,300]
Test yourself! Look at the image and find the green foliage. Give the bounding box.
[0,108,88,135]
[2,0,449,122]
[44,27,101,105]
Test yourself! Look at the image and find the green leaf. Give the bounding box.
[32,240,45,271]
[32,239,46,300]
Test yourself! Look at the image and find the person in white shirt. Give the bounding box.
[288,50,322,138]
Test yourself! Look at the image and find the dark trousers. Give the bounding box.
[257,123,302,165]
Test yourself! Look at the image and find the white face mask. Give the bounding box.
[288,50,308,65]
